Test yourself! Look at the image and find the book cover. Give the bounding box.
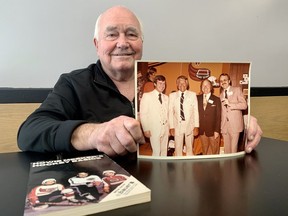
[23,155,151,216]
[136,61,251,159]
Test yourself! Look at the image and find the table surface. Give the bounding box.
[1,137,288,216]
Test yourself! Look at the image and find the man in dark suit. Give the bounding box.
[197,79,221,155]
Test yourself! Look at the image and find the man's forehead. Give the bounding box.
[157,80,166,84]
[178,79,187,83]
[104,25,139,32]
[220,76,229,80]
[100,10,140,28]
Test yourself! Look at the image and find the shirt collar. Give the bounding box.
[225,86,231,92]
[204,92,211,99]
[153,89,161,95]
[179,90,186,95]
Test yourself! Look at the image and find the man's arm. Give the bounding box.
[139,93,150,133]
[71,116,145,157]
[17,74,86,153]
[229,87,248,110]
[17,103,86,153]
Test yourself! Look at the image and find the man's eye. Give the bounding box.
[126,33,139,40]
[105,33,118,40]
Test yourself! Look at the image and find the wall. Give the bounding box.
[1,0,287,88]
[140,62,249,96]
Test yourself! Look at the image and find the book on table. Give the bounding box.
[23,154,151,216]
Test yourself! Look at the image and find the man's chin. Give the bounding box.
[112,59,135,69]
[112,63,134,73]
[112,55,135,60]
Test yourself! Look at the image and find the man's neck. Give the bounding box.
[113,78,135,102]
[103,65,135,101]
[225,86,231,91]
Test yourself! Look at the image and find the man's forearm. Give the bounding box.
[71,123,97,151]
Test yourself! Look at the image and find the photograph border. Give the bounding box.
[135,60,251,160]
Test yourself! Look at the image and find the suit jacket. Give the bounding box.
[220,86,247,133]
[140,89,169,135]
[169,90,199,136]
[197,94,221,137]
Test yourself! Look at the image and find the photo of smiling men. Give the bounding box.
[137,61,250,158]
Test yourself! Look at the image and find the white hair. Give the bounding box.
[93,8,144,41]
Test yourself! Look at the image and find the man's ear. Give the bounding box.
[93,38,98,49]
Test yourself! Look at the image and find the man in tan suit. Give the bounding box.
[219,73,247,153]
[140,75,169,156]
[169,75,199,156]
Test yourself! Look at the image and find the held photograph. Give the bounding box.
[136,61,251,159]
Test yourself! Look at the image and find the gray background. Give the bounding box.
[1,0,287,88]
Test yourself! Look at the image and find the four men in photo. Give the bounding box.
[139,72,247,156]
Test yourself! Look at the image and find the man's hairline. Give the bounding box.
[93,11,144,41]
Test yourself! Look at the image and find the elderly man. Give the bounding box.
[17,6,262,156]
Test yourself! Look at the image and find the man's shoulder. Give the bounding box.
[142,90,154,97]
[187,90,197,96]
[210,94,220,100]
[169,91,177,97]
[56,63,97,86]
[163,93,169,99]
[66,63,96,77]
[230,86,241,91]
[229,86,242,95]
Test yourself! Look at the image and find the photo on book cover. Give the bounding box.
[23,155,150,216]
[136,61,251,159]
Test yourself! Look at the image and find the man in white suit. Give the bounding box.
[169,75,199,156]
[140,75,169,156]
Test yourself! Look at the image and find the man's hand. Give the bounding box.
[214,132,220,139]
[71,116,145,157]
[245,115,263,153]
[169,128,175,137]
[193,127,199,136]
[144,131,151,138]
[221,98,230,107]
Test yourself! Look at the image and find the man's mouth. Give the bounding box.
[111,52,135,56]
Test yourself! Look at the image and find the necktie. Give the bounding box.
[158,93,162,104]
[180,92,185,120]
[203,94,207,110]
[224,90,228,108]
[224,90,229,121]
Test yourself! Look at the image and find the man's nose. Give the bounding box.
[116,34,129,48]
